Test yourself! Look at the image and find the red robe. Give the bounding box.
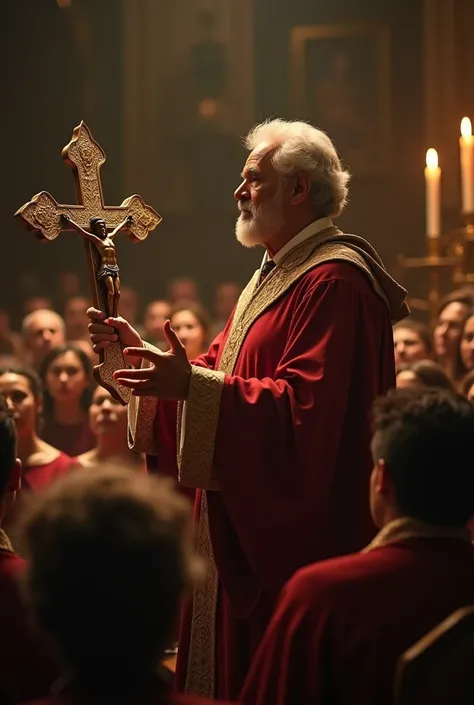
[145,259,397,699]
[240,535,474,705]
[22,453,77,493]
[0,545,60,704]
[41,420,95,457]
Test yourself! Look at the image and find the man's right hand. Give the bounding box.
[87,308,143,364]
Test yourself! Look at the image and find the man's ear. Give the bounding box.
[290,172,312,206]
[8,458,21,493]
[374,458,392,495]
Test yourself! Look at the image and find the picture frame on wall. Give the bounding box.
[290,22,391,176]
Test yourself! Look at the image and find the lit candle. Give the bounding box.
[460,117,474,213]
[425,148,441,238]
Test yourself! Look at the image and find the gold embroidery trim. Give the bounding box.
[0,528,13,552]
[184,227,404,697]
[127,341,160,455]
[362,517,471,553]
[177,367,225,491]
[184,493,218,697]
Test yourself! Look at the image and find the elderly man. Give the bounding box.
[21,308,65,370]
[87,119,409,699]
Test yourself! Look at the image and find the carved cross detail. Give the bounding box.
[15,122,162,405]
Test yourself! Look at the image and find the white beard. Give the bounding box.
[235,186,285,248]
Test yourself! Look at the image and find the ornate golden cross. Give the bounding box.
[15,122,162,405]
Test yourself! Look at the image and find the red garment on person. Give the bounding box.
[149,261,396,699]
[240,537,474,705]
[0,546,60,705]
[41,420,95,457]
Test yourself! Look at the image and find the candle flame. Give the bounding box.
[461,117,472,138]
[426,148,438,169]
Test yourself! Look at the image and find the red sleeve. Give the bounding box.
[211,277,376,585]
[240,569,331,705]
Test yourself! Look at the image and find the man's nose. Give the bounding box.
[234,180,248,201]
[59,371,69,383]
[5,397,15,412]
[42,330,53,342]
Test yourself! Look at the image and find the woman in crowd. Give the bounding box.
[0,366,76,495]
[78,386,144,470]
[39,344,95,457]
[169,301,210,360]
[396,359,454,391]
[452,311,474,389]
[433,288,474,380]
[393,319,433,371]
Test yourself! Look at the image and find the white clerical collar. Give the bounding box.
[261,217,333,269]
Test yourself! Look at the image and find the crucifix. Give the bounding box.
[15,121,161,405]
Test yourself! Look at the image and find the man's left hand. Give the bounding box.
[113,320,192,400]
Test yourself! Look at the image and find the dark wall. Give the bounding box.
[1,0,425,317]
[254,0,425,265]
[1,0,123,315]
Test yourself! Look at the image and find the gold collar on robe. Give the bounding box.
[362,516,472,553]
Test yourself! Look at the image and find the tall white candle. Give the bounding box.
[460,117,474,213]
[425,148,441,238]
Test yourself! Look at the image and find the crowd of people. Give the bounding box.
[2,116,474,705]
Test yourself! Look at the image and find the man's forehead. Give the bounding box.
[244,141,279,171]
[30,313,61,330]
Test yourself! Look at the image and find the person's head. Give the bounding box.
[234,119,350,250]
[0,394,21,525]
[39,344,93,420]
[396,360,454,391]
[461,368,474,403]
[21,309,66,369]
[393,320,433,370]
[143,300,171,343]
[433,289,474,360]
[456,313,474,381]
[170,302,210,360]
[20,466,202,698]
[167,277,199,304]
[88,387,127,446]
[0,366,42,441]
[63,295,90,340]
[90,217,107,239]
[214,281,241,321]
[370,388,474,529]
[118,285,139,323]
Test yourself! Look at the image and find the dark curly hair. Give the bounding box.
[371,388,474,526]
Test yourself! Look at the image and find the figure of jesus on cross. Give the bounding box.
[61,213,132,318]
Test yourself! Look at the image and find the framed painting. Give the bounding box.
[291,22,391,175]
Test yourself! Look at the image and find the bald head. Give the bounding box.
[21,309,66,368]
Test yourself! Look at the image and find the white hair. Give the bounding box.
[244,119,350,217]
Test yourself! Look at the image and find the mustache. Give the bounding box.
[238,202,255,214]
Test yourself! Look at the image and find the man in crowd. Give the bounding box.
[21,309,65,370]
[241,388,474,705]
[18,465,230,705]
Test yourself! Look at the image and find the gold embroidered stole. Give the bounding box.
[184,225,406,696]
[362,517,471,553]
[0,528,13,552]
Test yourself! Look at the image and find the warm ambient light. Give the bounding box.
[426,148,439,169]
